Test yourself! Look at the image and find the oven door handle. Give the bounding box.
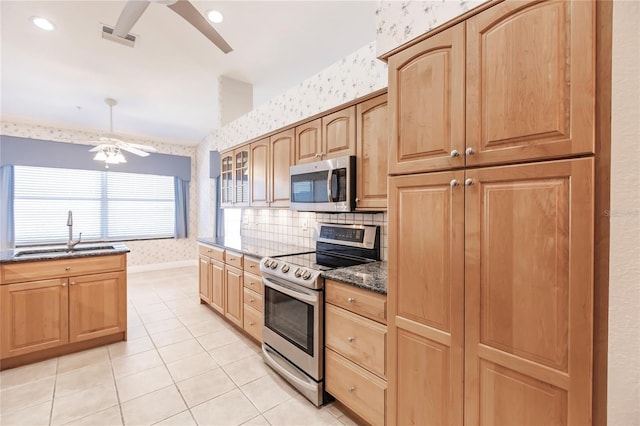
[262,277,318,304]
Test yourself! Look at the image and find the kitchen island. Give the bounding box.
[0,244,129,370]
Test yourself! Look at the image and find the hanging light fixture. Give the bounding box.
[93,145,126,168]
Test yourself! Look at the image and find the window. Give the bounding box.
[13,166,175,245]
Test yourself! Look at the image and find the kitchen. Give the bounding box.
[1,1,638,425]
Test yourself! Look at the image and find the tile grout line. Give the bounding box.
[48,357,59,426]
[105,340,126,426]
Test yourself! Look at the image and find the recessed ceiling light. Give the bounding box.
[207,10,223,24]
[31,16,55,31]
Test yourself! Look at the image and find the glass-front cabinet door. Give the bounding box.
[220,152,234,206]
[234,148,249,206]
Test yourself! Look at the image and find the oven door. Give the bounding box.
[262,275,323,380]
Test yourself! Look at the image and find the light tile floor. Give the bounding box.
[0,266,359,426]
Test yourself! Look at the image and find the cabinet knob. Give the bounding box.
[70,281,76,286]
[450,179,459,187]
[465,178,474,186]
[65,267,71,271]
[249,298,254,303]
[355,197,359,203]
[249,321,255,326]
[450,149,460,158]
[347,336,355,343]
[249,282,254,286]
[465,147,475,156]
[347,297,355,303]
[347,386,355,394]
[61,282,67,287]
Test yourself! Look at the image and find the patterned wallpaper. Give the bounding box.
[1,121,200,267]
[375,0,491,57]
[209,42,388,152]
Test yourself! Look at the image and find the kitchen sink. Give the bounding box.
[14,245,116,258]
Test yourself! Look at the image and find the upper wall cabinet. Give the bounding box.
[388,23,465,175]
[465,0,595,167]
[356,94,389,211]
[220,151,234,207]
[295,107,356,164]
[249,129,294,208]
[221,145,250,208]
[388,0,595,174]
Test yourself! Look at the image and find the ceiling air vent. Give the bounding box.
[101,25,136,47]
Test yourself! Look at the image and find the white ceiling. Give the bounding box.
[0,1,377,145]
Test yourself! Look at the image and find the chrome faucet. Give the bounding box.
[66,210,82,250]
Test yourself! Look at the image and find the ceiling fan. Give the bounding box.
[110,0,232,54]
[89,98,157,167]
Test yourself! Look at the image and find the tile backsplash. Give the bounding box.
[224,208,388,261]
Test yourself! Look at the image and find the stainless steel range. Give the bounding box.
[260,223,380,406]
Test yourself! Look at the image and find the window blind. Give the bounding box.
[13,166,175,245]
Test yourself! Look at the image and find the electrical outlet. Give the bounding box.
[301,221,308,231]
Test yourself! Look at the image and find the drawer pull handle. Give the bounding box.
[229,257,235,261]
[347,386,355,393]
[249,298,254,303]
[347,297,355,303]
[61,282,67,287]
[250,282,254,286]
[347,336,355,343]
[249,265,255,269]
[249,321,255,326]
[70,282,76,286]
[65,267,71,271]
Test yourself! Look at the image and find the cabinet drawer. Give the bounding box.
[198,245,224,261]
[325,280,387,324]
[244,257,262,276]
[243,305,263,342]
[325,304,386,378]
[243,272,263,295]
[226,251,243,269]
[243,287,263,313]
[2,255,126,284]
[325,349,386,426]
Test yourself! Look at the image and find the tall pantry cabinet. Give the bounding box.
[386,1,598,425]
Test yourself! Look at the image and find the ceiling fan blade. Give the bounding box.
[123,142,157,152]
[89,144,110,152]
[119,144,150,157]
[113,0,151,38]
[167,0,233,54]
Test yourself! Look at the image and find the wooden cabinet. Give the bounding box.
[325,279,387,426]
[1,278,69,358]
[388,23,465,175]
[68,271,126,343]
[224,265,243,328]
[210,259,225,314]
[356,93,389,210]
[249,130,294,208]
[198,255,211,304]
[242,256,263,343]
[389,0,595,174]
[387,158,594,425]
[0,254,127,362]
[220,145,250,207]
[199,245,225,314]
[269,129,295,207]
[296,107,356,165]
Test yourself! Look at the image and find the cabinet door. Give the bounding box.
[250,138,270,207]
[295,119,322,164]
[224,265,243,327]
[356,94,388,210]
[388,23,465,175]
[210,259,225,314]
[234,148,250,206]
[322,106,356,160]
[0,278,69,358]
[199,255,211,304]
[270,128,295,207]
[464,158,594,425]
[465,0,595,166]
[220,152,234,207]
[387,170,465,425]
[69,271,126,342]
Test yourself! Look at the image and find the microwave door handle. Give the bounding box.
[326,171,332,202]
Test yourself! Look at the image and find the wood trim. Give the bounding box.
[395,316,452,347]
[0,332,125,371]
[593,0,613,423]
[378,0,504,61]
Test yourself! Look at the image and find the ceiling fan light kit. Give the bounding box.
[90,98,157,168]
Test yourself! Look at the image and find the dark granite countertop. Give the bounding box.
[197,237,308,260]
[0,243,130,264]
[322,261,387,295]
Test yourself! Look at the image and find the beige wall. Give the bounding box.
[608,1,640,424]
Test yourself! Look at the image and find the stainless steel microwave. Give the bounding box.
[289,155,356,212]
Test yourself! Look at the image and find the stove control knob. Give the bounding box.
[281,264,290,273]
[302,271,312,280]
[270,261,278,270]
[294,268,303,278]
[263,259,271,268]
